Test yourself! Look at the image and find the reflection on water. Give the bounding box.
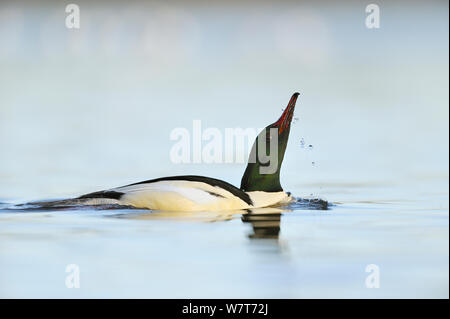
[0,191,448,298]
[242,208,282,239]
[102,199,330,241]
[4,198,328,241]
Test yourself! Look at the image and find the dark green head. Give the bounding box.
[240,92,299,192]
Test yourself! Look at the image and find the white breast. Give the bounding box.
[247,191,293,208]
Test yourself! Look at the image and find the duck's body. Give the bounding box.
[32,93,300,212]
[76,175,293,211]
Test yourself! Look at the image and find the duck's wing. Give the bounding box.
[78,175,254,211]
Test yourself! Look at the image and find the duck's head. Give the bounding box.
[240,92,299,192]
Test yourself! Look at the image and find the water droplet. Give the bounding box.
[312,161,315,166]
[300,138,305,148]
[308,144,313,150]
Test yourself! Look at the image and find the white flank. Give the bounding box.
[101,180,293,211]
[114,180,251,211]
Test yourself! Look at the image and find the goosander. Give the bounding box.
[38,93,300,212]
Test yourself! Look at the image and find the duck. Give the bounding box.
[39,92,300,212]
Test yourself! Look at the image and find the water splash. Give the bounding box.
[289,197,330,210]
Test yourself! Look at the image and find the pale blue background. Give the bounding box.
[0,0,448,298]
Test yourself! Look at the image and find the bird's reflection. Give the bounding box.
[105,206,286,240]
[240,198,329,239]
[241,207,284,240]
[15,197,327,242]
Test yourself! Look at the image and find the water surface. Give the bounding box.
[0,177,447,298]
[0,0,448,298]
